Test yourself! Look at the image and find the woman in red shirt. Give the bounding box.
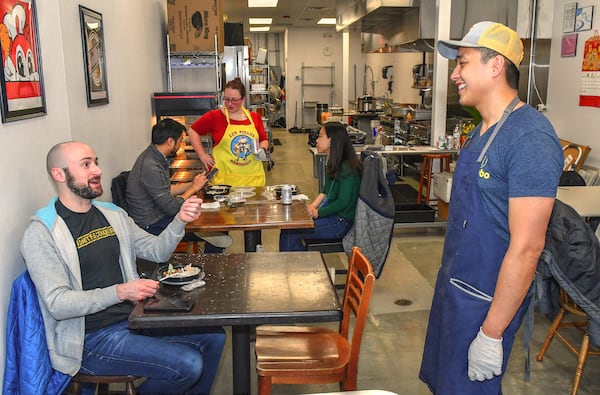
[188,78,269,186]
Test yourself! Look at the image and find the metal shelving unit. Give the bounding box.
[248,63,269,115]
[301,62,334,128]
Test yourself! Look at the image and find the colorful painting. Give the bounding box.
[0,0,45,122]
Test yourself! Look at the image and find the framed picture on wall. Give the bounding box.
[561,33,578,57]
[79,5,109,106]
[564,2,578,33]
[0,0,46,123]
[575,5,594,32]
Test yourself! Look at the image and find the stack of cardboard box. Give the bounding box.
[167,0,224,53]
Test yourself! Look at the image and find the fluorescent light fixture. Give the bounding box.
[317,18,337,25]
[250,26,271,32]
[248,0,278,7]
[249,18,272,25]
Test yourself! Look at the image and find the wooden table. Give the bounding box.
[557,186,600,217]
[187,188,314,251]
[129,252,342,395]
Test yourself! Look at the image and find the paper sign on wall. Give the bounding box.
[579,32,600,107]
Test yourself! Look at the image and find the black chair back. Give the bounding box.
[111,171,130,212]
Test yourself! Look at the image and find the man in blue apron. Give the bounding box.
[419,21,563,394]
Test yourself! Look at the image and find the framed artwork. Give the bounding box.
[563,2,578,33]
[561,33,578,57]
[575,5,594,32]
[0,0,46,123]
[79,5,109,106]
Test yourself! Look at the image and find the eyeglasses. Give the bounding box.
[223,97,243,103]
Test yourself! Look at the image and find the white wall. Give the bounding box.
[284,27,344,128]
[363,52,431,105]
[0,0,166,386]
[547,0,600,168]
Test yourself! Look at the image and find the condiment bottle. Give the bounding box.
[281,185,293,205]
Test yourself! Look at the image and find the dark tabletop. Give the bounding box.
[129,252,341,329]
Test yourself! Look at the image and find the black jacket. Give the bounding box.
[536,199,600,346]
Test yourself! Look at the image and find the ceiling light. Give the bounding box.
[248,0,278,7]
[249,18,272,25]
[250,26,271,32]
[317,18,337,25]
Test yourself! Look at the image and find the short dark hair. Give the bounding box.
[480,47,520,89]
[151,118,186,145]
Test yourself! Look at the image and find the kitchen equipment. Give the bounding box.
[357,95,374,112]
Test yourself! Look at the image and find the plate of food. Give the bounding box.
[156,263,203,286]
[204,184,231,199]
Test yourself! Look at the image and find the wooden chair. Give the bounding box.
[64,373,140,395]
[254,246,376,395]
[536,288,600,395]
[417,153,451,204]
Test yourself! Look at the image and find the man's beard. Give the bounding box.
[64,168,103,199]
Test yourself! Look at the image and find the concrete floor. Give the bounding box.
[208,128,600,395]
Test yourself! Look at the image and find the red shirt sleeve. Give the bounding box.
[250,112,268,142]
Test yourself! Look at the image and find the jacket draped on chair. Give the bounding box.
[3,271,70,395]
[343,152,395,277]
[536,199,600,346]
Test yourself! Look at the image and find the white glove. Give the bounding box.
[467,327,503,381]
[254,147,268,161]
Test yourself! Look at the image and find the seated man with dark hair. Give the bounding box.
[126,118,231,252]
[22,141,225,394]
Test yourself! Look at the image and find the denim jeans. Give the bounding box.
[79,321,226,395]
[146,216,224,253]
[279,215,353,251]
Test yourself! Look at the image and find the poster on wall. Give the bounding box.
[564,2,578,33]
[79,6,109,106]
[0,0,46,123]
[579,33,600,107]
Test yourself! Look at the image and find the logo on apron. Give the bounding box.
[230,134,253,161]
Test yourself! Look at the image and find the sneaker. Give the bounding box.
[194,232,233,248]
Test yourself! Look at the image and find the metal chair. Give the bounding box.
[64,373,140,395]
[536,288,600,395]
[254,246,376,395]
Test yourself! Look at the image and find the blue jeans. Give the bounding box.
[279,215,353,251]
[79,321,226,395]
[146,216,224,253]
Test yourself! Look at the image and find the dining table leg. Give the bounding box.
[244,230,262,252]
[231,325,251,395]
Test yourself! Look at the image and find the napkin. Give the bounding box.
[200,201,220,210]
[292,194,309,201]
[181,279,206,292]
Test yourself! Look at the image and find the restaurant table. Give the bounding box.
[129,252,342,395]
[557,185,600,217]
[186,187,314,252]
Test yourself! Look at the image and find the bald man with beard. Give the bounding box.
[21,141,225,395]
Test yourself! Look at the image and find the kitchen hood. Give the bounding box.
[337,0,518,53]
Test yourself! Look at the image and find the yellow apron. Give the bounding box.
[212,107,266,187]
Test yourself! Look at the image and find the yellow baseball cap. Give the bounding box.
[437,21,524,67]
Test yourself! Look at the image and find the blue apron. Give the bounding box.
[420,97,532,394]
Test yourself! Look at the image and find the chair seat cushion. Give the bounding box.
[255,325,350,376]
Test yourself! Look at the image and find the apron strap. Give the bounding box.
[476,96,521,163]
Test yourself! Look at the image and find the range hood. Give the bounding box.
[337,0,518,53]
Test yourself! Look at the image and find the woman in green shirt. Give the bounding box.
[280,122,362,251]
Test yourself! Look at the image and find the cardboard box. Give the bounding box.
[433,172,453,203]
[167,0,224,53]
[437,199,449,221]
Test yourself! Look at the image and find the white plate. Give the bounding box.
[231,186,255,193]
